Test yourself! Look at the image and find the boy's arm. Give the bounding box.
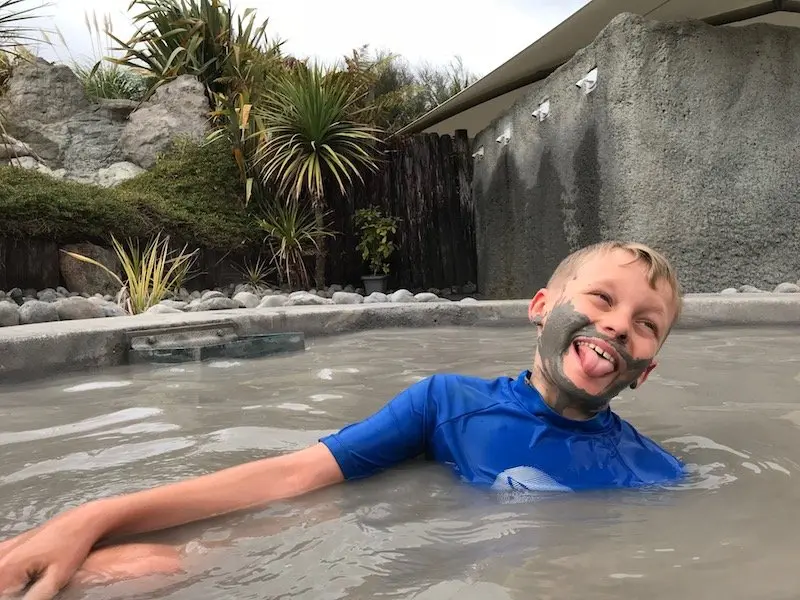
[0,443,342,600]
[0,376,440,599]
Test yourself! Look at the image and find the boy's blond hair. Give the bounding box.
[547,241,683,326]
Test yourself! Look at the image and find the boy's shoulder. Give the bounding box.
[611,415,685,483]
[414,371,520,408]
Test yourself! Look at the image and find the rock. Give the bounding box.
[60,242,121,296]
[289,290,315,299]
[93,161,145,187]
[774,282,800,293]
[18,300,59,324]
[460,297,479,304]
[232,291,260,308]
[118,75,210,169]
[189,297,243,312]
[738,285,765,293]
[328,284,344,293]
[96,98,138,121]
[159,299,188,310]
[8,288,23,305]
[0,57,129,179]
[190,290,202,300]
[259,295,288,308]
[363,292,389,304]
[36,288,59,302]
[56,286,70,296]
[201,290,226,301]
[286,292,331,306]
[98,302,127,317]
[426,288,441,296]
[390,289,416,303]
[344,284,355,293]
[54,296,105,320]
[720,287,738,295]
[146,304,183,314]
[414,292,441,303]
[0,302,19,327]
[462,282,477,295]
[332,291,363,305]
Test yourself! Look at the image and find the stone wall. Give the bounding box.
[472,13,800,297]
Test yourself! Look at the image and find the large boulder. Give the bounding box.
[0,57,127,179]
[0,58,210,182]
[59,242,121,296]
[118,75,211,169]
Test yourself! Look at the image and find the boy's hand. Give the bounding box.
[0,507,103,600]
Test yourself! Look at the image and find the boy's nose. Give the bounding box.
[600,314,630,344]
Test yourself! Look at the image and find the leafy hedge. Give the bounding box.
[0,139,263,250]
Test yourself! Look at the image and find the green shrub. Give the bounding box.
[0,139,262,250]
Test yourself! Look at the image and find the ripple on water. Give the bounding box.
[63,380,132,393]
[2,437,196,484]
[0,407,164,446]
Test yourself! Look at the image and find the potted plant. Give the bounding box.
[354,207,400,294]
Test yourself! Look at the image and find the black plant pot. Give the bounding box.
[361,274,388,295]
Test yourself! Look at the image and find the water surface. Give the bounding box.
[2,325,800,599]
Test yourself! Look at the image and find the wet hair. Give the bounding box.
[547,240,684,325]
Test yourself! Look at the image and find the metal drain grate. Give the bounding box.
[127,324,305,364]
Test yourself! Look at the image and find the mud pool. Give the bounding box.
[2,325,800,599]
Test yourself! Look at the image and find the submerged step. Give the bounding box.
[127,324,305,364]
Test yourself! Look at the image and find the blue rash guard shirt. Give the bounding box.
[319,370,685,492]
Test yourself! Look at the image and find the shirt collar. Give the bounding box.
[511,370,614,433]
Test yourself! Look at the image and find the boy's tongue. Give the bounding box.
[576,343,616,377]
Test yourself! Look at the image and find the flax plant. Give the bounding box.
[62,233,198,314]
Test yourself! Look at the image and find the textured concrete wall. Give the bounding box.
[473,13,800,297]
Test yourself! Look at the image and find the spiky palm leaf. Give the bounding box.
[0,0,45,53]
[255,62,383,202]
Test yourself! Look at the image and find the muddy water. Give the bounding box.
[2,325,800,599]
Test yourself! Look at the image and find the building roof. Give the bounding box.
[397,0,800,137]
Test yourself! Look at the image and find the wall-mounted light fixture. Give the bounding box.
[496,127,511,145]
[531,99,550,122]
[471,145,485,160]
[576,67,598,94]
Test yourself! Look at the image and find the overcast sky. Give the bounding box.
[25,0,590,76]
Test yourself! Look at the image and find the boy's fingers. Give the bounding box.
[21,570,65,600]
[0,578,28,597]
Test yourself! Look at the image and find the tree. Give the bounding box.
[255,62,383,288]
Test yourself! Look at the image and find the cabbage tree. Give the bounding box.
[255,62,383,288]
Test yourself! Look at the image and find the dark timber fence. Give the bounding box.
[0,131,476,294]
[327,130,476,292]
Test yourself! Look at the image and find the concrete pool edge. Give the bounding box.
[2,293,800,382]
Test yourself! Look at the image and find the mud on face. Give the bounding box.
[534,299,653,417]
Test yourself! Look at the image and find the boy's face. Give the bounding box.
[529,249,676,416]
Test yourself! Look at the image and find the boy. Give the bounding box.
[0,240,685,599]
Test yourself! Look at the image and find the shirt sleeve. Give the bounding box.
[319,376,439,480]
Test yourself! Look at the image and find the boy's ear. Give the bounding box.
[528,288,548,325]
[631,361,658,389]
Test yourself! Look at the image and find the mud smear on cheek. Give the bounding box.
[535,301,652,416]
